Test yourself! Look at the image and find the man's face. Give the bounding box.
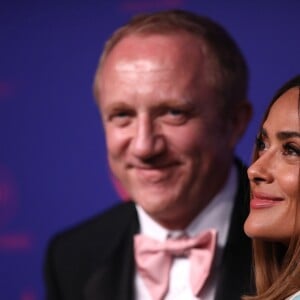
[96,33,237,229]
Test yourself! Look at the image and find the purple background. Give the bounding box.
[1,1,299,299]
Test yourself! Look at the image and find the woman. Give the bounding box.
[243,75,300,300]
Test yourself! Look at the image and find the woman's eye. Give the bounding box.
[283,143,300,156]
[255,137,266,152]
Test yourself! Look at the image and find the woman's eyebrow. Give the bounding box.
[260,128,268,138]
[277,131,300,140]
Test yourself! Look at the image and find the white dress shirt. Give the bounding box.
[134,164,238,300]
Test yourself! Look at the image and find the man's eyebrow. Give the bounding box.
[104,101,132,110]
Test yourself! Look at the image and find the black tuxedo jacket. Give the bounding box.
[45,159,253,300]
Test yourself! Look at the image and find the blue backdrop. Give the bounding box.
[1,1,299,299]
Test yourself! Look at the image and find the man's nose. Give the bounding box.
[247,152,274,184]
[131,115,165,159]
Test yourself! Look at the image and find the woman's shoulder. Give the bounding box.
[286,291,300,300]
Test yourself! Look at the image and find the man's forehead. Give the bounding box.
[113,58,173,73]
[106,33,204,63]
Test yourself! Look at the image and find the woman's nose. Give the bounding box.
[247,153,274,184]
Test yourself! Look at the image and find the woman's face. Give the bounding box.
[244,87,300,244]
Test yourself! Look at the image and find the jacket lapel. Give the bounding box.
[84,202,139,300]
[215,159,253,300]
[83,160,252,300]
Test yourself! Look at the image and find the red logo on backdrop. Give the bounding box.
[0,165,18,228]
[20,289,37,300]
[0,80,15,101]
[111,175,130,201]
[0,165,34,251]
[120,0,186,12]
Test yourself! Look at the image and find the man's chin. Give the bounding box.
[143,206,190,230]
[136,197,182,217]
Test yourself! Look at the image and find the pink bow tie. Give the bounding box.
[134,229,217,300]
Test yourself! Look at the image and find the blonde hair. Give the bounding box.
[93,9,248,114]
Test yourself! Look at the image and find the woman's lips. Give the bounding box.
[250,193,284,209]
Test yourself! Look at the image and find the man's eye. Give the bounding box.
[109,109,133,119]
[114,111,130,118]
[108,110,133,126]
[167,108,185,116]
[163,108,189,125]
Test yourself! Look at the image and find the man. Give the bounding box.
[45,9,253,300]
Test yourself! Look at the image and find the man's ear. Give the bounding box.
[228,100,253,148]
